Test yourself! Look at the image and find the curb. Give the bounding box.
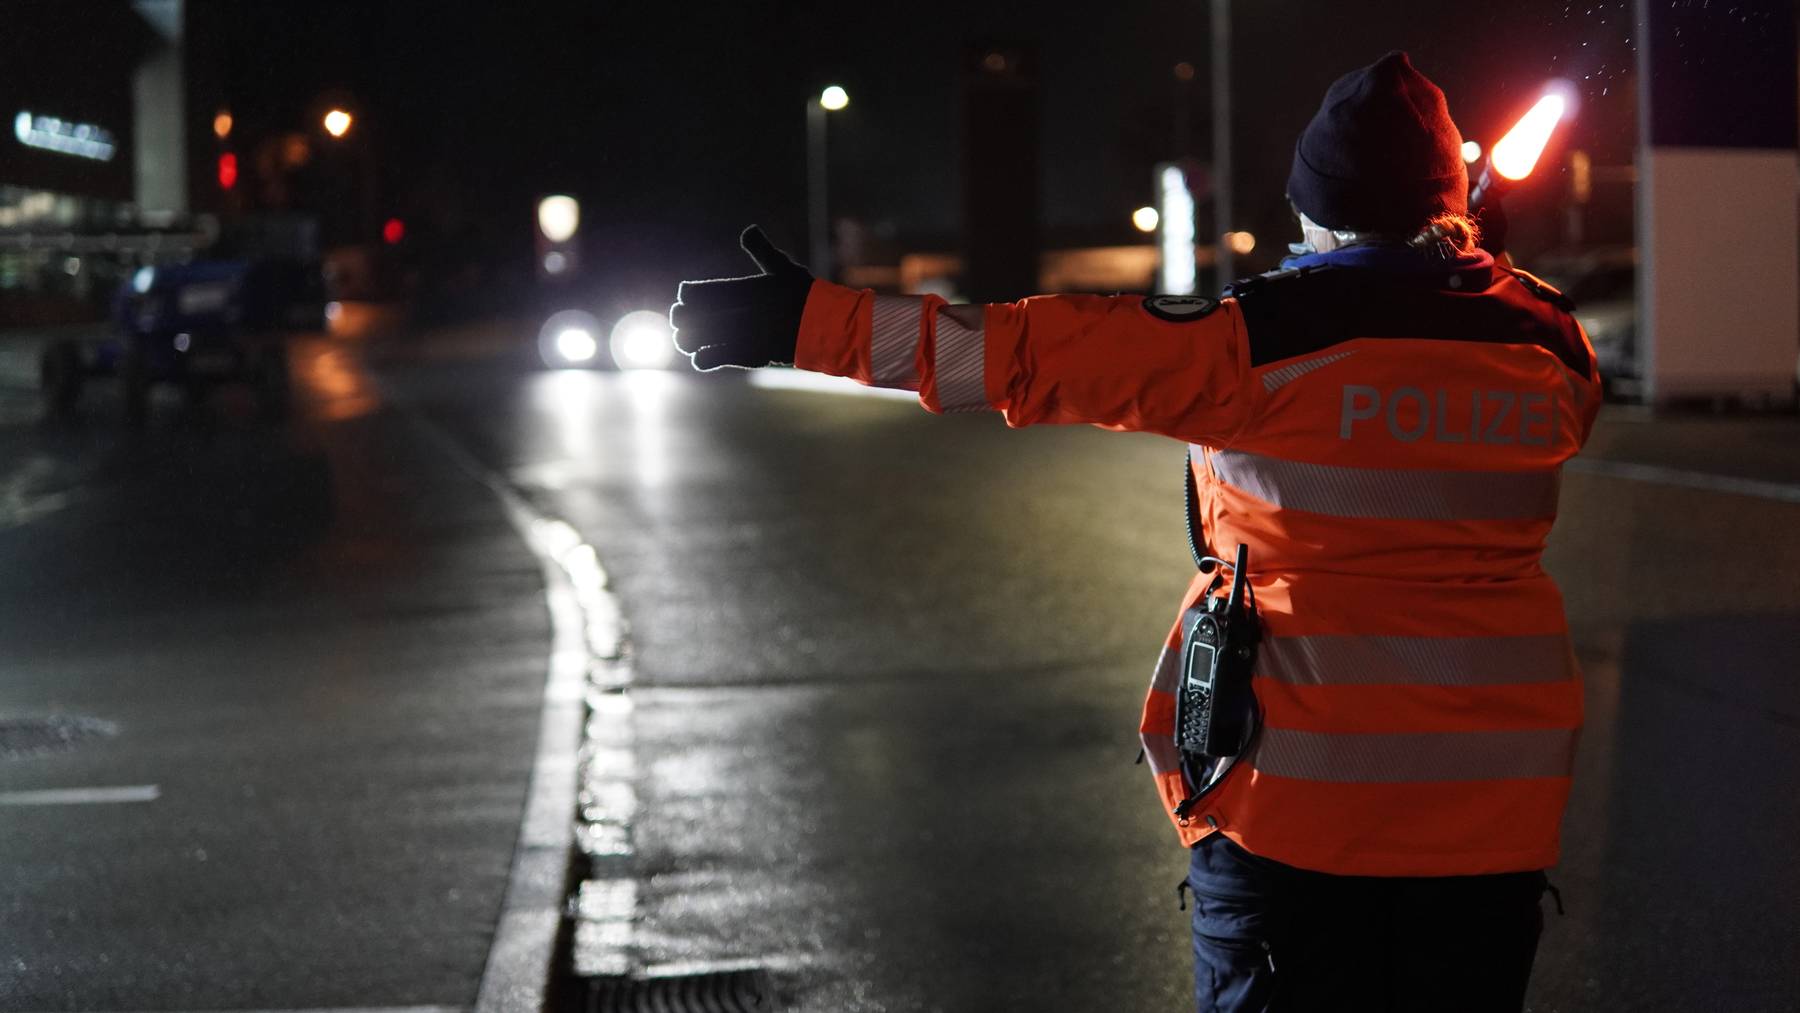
[394,405,638,1011]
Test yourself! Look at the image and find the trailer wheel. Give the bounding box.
[39,339,83,418]
[121,349,150,427]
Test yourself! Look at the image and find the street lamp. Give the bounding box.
[807,85,848,280]
[323,108,353,138]
[1132,206,1160,233]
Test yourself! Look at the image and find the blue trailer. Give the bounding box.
[40,257,322,424]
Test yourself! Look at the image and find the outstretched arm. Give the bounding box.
[672,227,1259,445]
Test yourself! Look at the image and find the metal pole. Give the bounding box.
[1174,68,1192,158]
[806,101,831,280]
[1211,0,1233,287]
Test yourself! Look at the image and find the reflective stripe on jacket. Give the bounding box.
[793,255,1602,877]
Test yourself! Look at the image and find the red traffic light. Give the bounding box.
[382,217,405,245]
[217,152,238,190]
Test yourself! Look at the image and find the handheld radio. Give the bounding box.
[1171,453,1262,819]
[1174,543,1260,760]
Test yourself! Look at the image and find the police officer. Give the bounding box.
[671,51,1599,1013]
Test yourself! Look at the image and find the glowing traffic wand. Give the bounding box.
[1469,92,1569,210]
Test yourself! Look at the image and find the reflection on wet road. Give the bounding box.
[0,316,550,1009]
[1,311,1795,1011]
[401,349,1800,1011]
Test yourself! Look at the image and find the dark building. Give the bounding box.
[0,0,200,323]
[961,42,1041,304]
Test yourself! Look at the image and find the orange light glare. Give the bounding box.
[1489,94,1565,181]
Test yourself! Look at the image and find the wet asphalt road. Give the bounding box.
[2,316,1797,1012]
[0,323,548,1009]
[393,339,1800,1011]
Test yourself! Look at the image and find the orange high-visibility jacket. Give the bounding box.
[794,255,1601,877]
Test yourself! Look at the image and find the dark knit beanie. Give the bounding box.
[1286,51,1467,232]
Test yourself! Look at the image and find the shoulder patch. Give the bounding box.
[1142,294,1219,323]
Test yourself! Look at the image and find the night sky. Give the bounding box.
[209,0,1641,280]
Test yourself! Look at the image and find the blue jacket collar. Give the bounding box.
[1280,241,1493,275]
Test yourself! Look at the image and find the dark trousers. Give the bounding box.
[1186,834,1548,1013]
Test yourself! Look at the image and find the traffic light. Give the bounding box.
[217,152,238,190]
[382,217,405,245]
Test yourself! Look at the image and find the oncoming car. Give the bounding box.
[536,307,678,371]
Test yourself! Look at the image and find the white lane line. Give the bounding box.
[1568,456,1800,505]
[394,401,639,1004]
[0,785,159,806]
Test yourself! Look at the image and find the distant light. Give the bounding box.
[1226,230,1256,256]
[1490,93,1566,182]
[1569,149,1593,203]
[538,309,603,368]
[556,327,598,363]
[132,266,155,293]
[62,256,81,276]
[536,194,580,243]
[13,110,117,161]
[982,52,1007,73]
[281,134,311,168]
[542,251,568,275]
[382,217,405,245]
[173,333,191,352]
[213,110,233,140]
[1173,61,1196,82]
[1132,206,1160,233]
[1461,140,1482,164]
[325,301,344,324]
[217,152,238,190]
[322,108,353,138]
[1156,163,1196,295]
[609,310,677,371]
[819,85,849,111]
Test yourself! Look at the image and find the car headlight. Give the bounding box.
[608,310,676,371]
[538,309,603,368]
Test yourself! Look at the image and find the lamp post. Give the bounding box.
[807,85,849,281]
[321,105,375,251]
[1211,0,1234,287]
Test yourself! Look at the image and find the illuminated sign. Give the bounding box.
[13,111,118,161]
[1156,163,1196,295]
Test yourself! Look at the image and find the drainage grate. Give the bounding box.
[0,716,118,759]
[587,969,777,1013]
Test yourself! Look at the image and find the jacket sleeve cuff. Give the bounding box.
[794,279,871,383]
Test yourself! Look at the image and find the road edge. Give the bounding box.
[394,406,635,1011]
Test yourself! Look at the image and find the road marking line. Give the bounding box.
[395,402,639,1005]
[17,1007,466,1013]
[1568,456,1800,504]
[0,785,159,806]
